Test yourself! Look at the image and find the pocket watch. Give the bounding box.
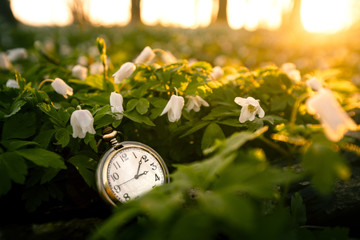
[96,128,170,206]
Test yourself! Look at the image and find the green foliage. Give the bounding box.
[0,26,359,239]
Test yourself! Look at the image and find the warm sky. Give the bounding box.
[10,0,358,33]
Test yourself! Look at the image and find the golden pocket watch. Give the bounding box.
[96,127,170,206]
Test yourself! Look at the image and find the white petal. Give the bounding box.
[6,79,19,89]
[72,65,88,81]
[239,106,252,123]
[113,62,136,84]
[257,106,265,118]
[306,77,323,91]
[234,97,247,106]
[134,46,156,64]
[195,95,209,107]
[51,78,73,98]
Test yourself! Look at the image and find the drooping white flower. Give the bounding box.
[110,92,124,120]
[6,48,27,62]
[306,76,323,91]
[210,66,224,80]
[0,52,11,70]
[306,88,357,142]
[134,46,156,64]
[70,109,96,138]
[77,56,88,66]
[161,51,177,65]
[90,62,104,75]
[72,64,88,81]
[51,78,73,98]
[234,96,265,123]
[281,62,301,82]
[6,79,19,89]
[185,95,209,112]
[160,95,185,122]
[113,62,136,84]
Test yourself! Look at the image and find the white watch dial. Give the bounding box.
[106,146,166,203]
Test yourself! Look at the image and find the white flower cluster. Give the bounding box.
[0,48,28,70]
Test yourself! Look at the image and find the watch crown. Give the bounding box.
[103,126,119,147]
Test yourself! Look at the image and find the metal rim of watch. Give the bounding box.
[96,141,170,206]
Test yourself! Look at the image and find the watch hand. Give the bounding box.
[134,159,142,179]
[118,177,135,186]
[136,171,148,179]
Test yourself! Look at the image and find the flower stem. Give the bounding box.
[259,135,291,158]
[38,79,54,90]
[289,92,310,131]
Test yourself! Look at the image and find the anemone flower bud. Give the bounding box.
[6,48,27,62]
[306,88,357,142]
[281,62,301,83]
[113,62,136,84]
[77,56,88,66]
[110,92,124,120]
[70,109,96,138]
[160,95,184,122]
[90,62,104,75]
[210,66,224,80]
[134,46,156,64]
[234,96,265,123]
[185,95,209,112]
[6,79,19,89]
[0,52,11,70]
[161,51,177,65]
[306,76,323,91]
[72,64,88,81]
[51,78,73,98]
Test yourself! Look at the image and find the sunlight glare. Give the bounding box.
[141,0,213,28]
[11,0,72,26]
[87,0,130,26]
[301,0,353,33]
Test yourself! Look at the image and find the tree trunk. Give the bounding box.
[0,0,17,25]
[215,0,228,24]
[131,0,142,25]
[281,0,304,32]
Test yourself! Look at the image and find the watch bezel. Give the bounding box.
[96,141,169,206]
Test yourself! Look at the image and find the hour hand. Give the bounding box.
[136,171,148,179]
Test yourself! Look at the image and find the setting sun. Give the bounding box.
[301,0,353,33]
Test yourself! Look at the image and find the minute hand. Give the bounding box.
[134,160,142,179]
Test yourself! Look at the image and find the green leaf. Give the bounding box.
[126,99,139,111]
[124,111,155,126]
[33,129,56,148]
[291,192,307,225]
[0,152,27,184]
[136,98,150,115]
[4,100,26,118]
[68,155,97,188]
[201,123,225,151]
[179,121,209,138]
[15,148,66,169]
[1,140,39,151]
[55,128,71,147]
[41,168,61,184]
[302,139,349,195]
[2,112,36,140]
[0,162,11,196]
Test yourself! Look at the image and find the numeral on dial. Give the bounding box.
[150,162,157,170]
[123,193,131,201]
[111,172,119,181]
[155,174,160,181]
[113,161,121,170]
[141,155,149,162]
[114,185,121,193]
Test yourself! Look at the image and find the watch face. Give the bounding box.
[97,142,169,205]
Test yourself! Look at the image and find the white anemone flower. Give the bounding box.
[306,76,323,91]
[161,51,177,65]
[7,48,28,62]
[306,88,357,142]
[210,66,224,80]
[160,95,185,122]
[234,96,265,123]
[281,62,301,83]
[6,79,19,89]
[72,64,88,81]
[134,46,156,64]
[110,92,124,120]
[70,109,96,139]
[77,56,88,66]
[185,95,209,112]
[113,62,136,84]
[0,52,11,70]
[90,62,104,75]
[51,78,73,98]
